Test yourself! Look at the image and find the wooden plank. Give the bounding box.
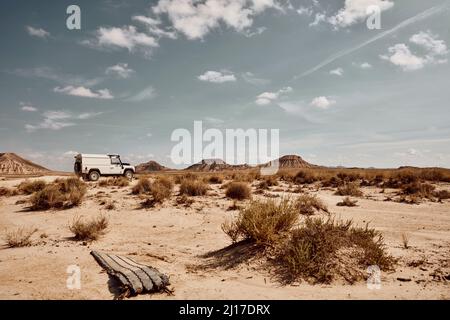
[90,251,170,296]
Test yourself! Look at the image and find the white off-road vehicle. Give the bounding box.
[74,154,135,181]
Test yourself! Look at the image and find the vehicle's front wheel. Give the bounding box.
[88,171,100,181]
[124,170,134,180]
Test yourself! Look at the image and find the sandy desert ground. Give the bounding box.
[0,174,449,300]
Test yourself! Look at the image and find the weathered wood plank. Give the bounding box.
[90,251,170,297]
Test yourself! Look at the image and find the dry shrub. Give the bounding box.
[337,197,358,207]
[29,178,86,210]
[132,177,152,194]
[296,194,329,215]
[0,187,18,197]
[208,174,223,184]
[434,189,450,200]
[225,182,251,200]
[104,201,116,210]
[150,179,173,203]
[155,176,174,190]
[179,179,208,196]
[175,173,199,184]
[99,177,129,187]
[401,182,435,199]
[175,194,194,207]
[258,175,278,190]
[230,170,260,183]
[283,217,395,283]
[335,182,363,197]
[69,215,109,241]
[17,179,47,195]
[222,198,298,245]
[294,170,318,184]
[4,227,37,247]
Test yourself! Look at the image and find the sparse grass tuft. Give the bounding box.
[258,175,278,190]
[4,227,37,247]
[434,189,450,200]
[401,233,409,249]
[29,178,86,210]
[222,198,298,245]
[150,179,173,204]
[17,179,47,195]
[401,182,435,199]
[335,182,363,197]
[99,177,130,187]
[132,177,152,195]
[283,217,395,283]
[0,187,19,197]
[207,174,223,184]
[69,215,109,241]
[104,201,116,210]
[179,179,208,196]
[296,194,328,215]
[294,170,318,184]
[225,182,252,200]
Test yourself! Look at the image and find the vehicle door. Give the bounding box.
[109,155,123,174]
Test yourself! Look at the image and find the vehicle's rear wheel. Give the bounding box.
[89,171,100,181]
[124,170,134,180]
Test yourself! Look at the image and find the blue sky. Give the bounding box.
[1,0,450,170]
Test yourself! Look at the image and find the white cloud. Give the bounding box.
[255,86,292,105]
[198,70,236,83]
[25,110,102,132]
[241,72,270,85]
[310,96,336,109]
[152,0,280,40]
[359,62,372,69]
[132,15,177,39]
[54,86,114,99]
[84,26,158,57]
[410,31,448,56]
[105,63,135,78]
[294,4,447,79]
[329,67,344,76]
[43,110,72,120]
[204,116,225,125]
[77,112,103,120]
[380,44,425,71]
[126,86,156,102]
[242,26,267,38]
[309,12,326,27]
[26,111,74,132]
[12,67,103,87]
[26,26,50,38]
[297,6,313,16]
[20,102,37,112]
[328,0,394,28]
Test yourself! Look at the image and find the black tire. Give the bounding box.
[124,170,134,180]
[88,171,100,181]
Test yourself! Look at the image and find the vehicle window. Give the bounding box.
[110,156,121,165]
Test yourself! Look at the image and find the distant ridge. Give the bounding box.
[0,152,50,175]
[185,159,250,171]
[136,160,169,173]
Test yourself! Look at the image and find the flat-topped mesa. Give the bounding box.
[261,154,317,169]
[0,152,50,175]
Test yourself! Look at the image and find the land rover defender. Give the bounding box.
[74,154,135,181]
